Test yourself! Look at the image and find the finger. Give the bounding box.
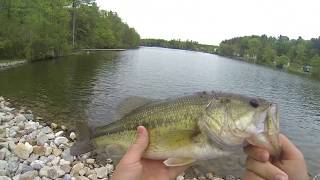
[244,145,269,162]
[121,126,149,163]
[168,164,191,180]
[243,170,265,180]
[246,157,288,180]
[279,134,304,160]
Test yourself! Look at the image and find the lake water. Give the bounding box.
[0,47,319,177]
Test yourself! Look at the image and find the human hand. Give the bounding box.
[243,134,309,180]
[112,126,190,180]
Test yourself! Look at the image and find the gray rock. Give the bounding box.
[60,164,71,174]
[94,167,109,178]
[6,155,19,173]
[40,127,52,134]
[36,133,49,145]
[62,148,73,162]
[24,114,34,121]
[63,174,72,180]
[0,176,11,180]
[0,160,7,170]
[0,170,7,176]
[21,164,33,174]
[26,154,39,163]
[19,170,38,180]
[54,137,68,145]
[31,160,45,170]
[47,166,65,179]
[24,121,38,131]
[39,156,49,163]
[14,114,27,122]
[0,152,4,161]
[13,142,33,159]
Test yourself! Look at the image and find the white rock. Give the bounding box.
[44,147,53,156]
[69,132,76,140]
[47,133,55,140]
[71,163,84,175]
[106,164,114,172]
[54,137,69,145]
[94,167,109,178]
[61,125,67,130]
[52,148,62,156]
[0,176,11,180]
[13,142,33,159]
[0,160,8,170]
[87,174,97,180]
[59,159,71,166]
[39,166,50,177]
[55,131,64,137]
[85,158,95,164]
[50,156,61,166]
[30,160,45,170]
[176,176,184,180]
[14,114,26,122]
[25,121,39,131]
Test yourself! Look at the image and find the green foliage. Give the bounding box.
[218,35,320,79]
[0,0,140,61]
[141,39,218,54]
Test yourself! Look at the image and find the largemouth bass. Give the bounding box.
[71,91,280,166]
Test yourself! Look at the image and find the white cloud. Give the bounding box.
[96,0,320,45]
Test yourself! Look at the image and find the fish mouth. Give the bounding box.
[247,103,281,158]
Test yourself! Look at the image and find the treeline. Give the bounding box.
[0,0,140,61]
[218,35,320,79]
[141,39,218,54]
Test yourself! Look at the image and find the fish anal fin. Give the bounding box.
[163,157,196,167]
[116,96,155,118]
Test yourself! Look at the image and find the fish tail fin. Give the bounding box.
[70,121,95,156]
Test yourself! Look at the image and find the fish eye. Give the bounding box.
[249,99,259,108]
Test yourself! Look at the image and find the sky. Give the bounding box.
[96,0,320,45]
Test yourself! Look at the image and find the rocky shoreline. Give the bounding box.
[0,60,26,70]
[0,96,236,180]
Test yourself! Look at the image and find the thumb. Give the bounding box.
[121,126,149,164]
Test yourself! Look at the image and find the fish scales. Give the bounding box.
[71,91,281,166]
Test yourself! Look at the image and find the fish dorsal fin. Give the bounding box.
[163,157,196,167]
[116,96,155,117]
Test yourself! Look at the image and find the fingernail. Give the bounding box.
[275,174,287,180]
[137,126,144,136]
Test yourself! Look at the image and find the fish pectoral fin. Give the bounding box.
[163,157,196,167]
